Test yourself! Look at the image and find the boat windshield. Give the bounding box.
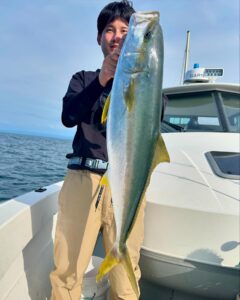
[163,91,240,133]
[221,92,240,133]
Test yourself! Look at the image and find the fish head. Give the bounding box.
[120,11,162,75]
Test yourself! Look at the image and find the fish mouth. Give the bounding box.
[132,11,159,25]
[134,11,159,18]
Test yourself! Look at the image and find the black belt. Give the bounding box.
[68,157,108,170]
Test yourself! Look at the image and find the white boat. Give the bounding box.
[0,80,239,299]
[141,82,240,300]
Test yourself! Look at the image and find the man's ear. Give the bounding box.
[97,34,101,45]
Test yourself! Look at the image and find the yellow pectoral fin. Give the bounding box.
[96,249,120,283]
[151,134,170,171]
[124,78,136,112]
[101,94,111,124]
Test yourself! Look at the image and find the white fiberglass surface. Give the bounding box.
[146,133,239,213]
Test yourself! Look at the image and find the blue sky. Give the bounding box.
[0,0,239,139]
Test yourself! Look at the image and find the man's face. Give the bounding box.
[97,18,129,57]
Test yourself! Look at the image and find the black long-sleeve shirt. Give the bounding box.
[62,70,112,164]
[62,69,167,171]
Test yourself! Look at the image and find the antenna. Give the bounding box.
[180,31,190,84]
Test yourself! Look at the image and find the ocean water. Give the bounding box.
[0,132,72,201]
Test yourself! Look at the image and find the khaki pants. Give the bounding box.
[50,169,146,300]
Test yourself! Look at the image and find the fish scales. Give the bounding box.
[109,12,163,243]
[97,11,170,297]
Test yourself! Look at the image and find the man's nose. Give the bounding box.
[113,31,124,42]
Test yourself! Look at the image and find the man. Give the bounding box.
[50,1,147,299]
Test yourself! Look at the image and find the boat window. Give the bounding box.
[161,120,184,132]
[221,92,240,133]
[163,92,223,132]
[206,151,240,180]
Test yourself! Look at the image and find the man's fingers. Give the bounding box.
[110,50,120,61]
[99,46,122,87]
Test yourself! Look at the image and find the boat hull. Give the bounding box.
[0,182,61,300]
[140,247,239,299]
[140,132,240,299]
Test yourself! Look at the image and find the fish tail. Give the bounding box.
[96,246,139,298]
[121,246,140,298]
[96,246,120,283]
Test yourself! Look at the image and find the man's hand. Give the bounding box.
[99,47,121,87]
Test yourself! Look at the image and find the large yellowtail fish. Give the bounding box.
[96,11,170,296]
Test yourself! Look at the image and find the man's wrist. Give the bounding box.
[98,73,107,87]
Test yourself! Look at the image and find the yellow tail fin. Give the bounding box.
[96,246,139,298]
[96,247,120,283]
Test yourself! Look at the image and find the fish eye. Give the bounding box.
[144,31,152,40]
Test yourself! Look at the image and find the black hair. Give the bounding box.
[97,1,135,35]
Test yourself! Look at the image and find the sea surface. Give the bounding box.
[0,132,72,201]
